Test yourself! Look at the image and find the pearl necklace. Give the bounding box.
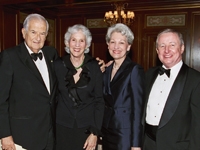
[113,63,120,70]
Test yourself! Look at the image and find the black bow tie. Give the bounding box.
[31,52,43,61]
[158,66,171,77]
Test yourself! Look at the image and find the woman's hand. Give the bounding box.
[105,60,113,67]
[96,57,106,73]
[83,133,97,150]
[131,147,141,150]
[96,57,113,73]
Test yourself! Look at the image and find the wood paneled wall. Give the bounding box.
[0,7,19,52]
[54,6,200,71]
[191,12,200,71]
[1,1,200,71]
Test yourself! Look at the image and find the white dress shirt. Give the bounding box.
[146,61,183,125]
[25,43,50,94]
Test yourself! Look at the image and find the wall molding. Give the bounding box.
[146,14,185,27]
[86,19,107,28]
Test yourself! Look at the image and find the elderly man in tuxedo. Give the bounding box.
[143,28,200,150]
[0,13,58,150]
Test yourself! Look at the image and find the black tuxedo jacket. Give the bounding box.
[143,63,200,150]
[0,43,58,150]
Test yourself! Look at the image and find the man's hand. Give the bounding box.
[1,136,16,150]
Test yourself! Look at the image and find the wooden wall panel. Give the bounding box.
[128,14,143,66]
[0,6,3,52]
[191,12,200,71]
[1,8,18,51]
[56,17,85,56]
[90,32,109,62]
[1,1,200,72]
[0,0,48,5]
[83,14,109,61]
[52,8,200,72]
[142,32,159,71]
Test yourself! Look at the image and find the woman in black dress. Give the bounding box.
[54,24,104,150]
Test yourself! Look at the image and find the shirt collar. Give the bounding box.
[162,61,183,78]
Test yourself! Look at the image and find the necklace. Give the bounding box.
[73,57,85,70]
[113,63,120,70]
[74,61,84,70]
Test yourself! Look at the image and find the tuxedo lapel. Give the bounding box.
[159,64,188,128]
[17,43,47,87]
[42,49,55,94]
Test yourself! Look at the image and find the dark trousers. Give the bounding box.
[44,128,55,150]
[143,123,158,150]
[143,133,156,150]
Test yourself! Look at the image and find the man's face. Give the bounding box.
[22,19,47,53]
[156,32,184,68]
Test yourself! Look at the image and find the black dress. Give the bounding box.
[54,54,104,150]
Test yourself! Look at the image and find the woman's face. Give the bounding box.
[108,32,131,61]
[66,30,87,58]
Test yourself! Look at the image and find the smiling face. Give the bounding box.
[22,18,47,53]
[156,32,184,68]
[108,32,131,62]
[66,30,87,58]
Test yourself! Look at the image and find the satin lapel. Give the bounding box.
[42,49,55,94]
[142,67,160,125]
[159,64,188,128]
[110,57,131,87]
[104,64,113,95]
[17,43,46,85]
[103,63,114,106]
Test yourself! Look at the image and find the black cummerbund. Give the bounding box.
[145,123,158,141]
